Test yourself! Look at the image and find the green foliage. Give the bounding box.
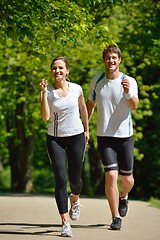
[149,198,160,209]
[0,0,113,50]
[118,0,160,198]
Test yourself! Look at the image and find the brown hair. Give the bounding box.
[50,56,69,70]
[102,45,122,60]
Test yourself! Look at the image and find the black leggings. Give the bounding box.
[47,133,85,214]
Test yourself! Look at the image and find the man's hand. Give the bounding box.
[121,77,130,94]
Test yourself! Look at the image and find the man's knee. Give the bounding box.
[105,170,118,186]
[105,170,118,179]
[121,175,134,186]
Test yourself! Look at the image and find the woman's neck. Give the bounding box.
[53,80,69,97]
[53,80,68,89]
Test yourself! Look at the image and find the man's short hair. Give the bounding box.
[102,45,122,59]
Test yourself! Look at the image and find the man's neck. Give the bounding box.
[106,70,121,80]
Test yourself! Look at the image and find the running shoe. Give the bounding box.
[110,217,122,230]
[118,198,129,217]
[69,194,80,221]
[61,220,72,237]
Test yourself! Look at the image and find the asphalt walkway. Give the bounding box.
[0,194,160,240]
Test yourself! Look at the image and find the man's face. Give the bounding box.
[104,52,121,73]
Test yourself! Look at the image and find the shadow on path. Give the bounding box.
[0,222,110,237]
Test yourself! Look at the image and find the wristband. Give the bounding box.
[124,92,133,100]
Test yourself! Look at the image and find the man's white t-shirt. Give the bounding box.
[47,82,84,137]
[88,72,138,138]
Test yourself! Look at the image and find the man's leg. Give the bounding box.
[105,170,119,217]
[105,170,122,230]
[120,175,134,198]
[118,136,134,217]
[97,136,122,230]
[118,175,134,217]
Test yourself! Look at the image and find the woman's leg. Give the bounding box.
[46,135,73,237]
[66,133,85,220]
[46,135,68,216]
[67,133,85,196]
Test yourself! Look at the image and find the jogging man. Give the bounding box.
[86,45,139,230]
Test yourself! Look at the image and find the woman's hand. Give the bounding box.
[84,131,89,145]
[39,79,48,92]
[39,79,50,121]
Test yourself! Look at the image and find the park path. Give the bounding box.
[0,194,160,240]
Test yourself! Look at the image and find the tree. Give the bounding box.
[0,39,45,191]
[0,0,114,192]
[106,0,160,197]
[1,0,159,198]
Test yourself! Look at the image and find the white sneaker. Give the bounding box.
[61,220,72,237]
[69,194,80,221]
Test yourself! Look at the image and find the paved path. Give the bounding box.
[0,194,160,240]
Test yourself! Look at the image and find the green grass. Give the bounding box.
[0,166,11,190]
[148,197,160,209]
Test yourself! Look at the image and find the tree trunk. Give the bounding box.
[6,102,34,192]
[87,141,104,195]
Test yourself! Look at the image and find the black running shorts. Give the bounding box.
[97,136,134,176]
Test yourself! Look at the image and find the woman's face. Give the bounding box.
[51,60,69,81]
